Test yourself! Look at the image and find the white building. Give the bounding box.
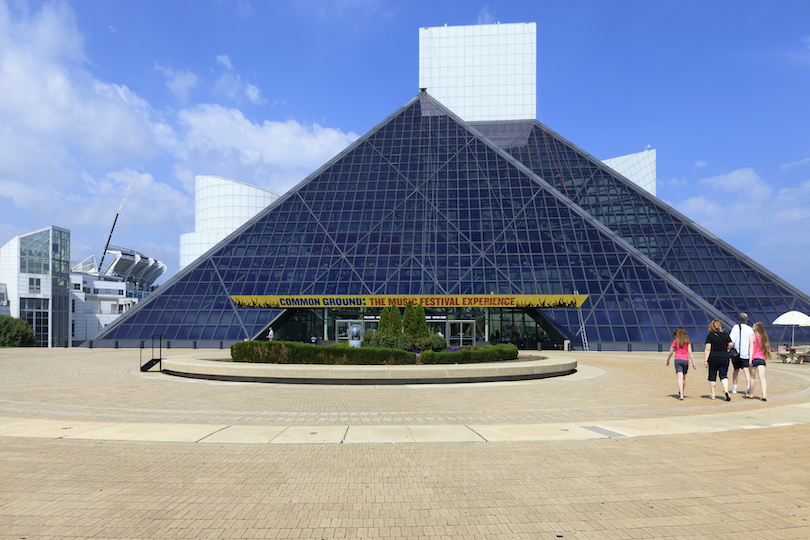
[418,22,656,195]
[179,175,280,271]
[70,247,165,346]
[0,226,71,347]
[0,225,166,347]
[419,22,537,122]
[601,148,657,196]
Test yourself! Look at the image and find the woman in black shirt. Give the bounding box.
[704,319,733,401]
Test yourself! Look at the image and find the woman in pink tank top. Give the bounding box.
[747,321,772,401]
[666,327,696,401]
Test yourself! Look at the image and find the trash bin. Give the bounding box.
[536,343,542,352]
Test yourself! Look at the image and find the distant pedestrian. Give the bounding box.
[729,312,754,395]
[267,326,274,341]
[666,327,696,400]
[704,319,733,401]
[747,321,772,401]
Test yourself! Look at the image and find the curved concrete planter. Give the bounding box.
[160,352,577,385]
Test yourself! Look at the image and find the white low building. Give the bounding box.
[0,225,166,347]
[0,226,71,347]
[70,247,165,347]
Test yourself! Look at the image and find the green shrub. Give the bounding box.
[420,343,518,364]
[414,336,432,352]
[363,331,398,349]
[0,315,35,347]
[231,340,417,365]
[429,332,447,351]
[396,334,415,351]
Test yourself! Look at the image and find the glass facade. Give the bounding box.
[92,93,809,348]
[19,230,51,274]
[20,297,50,347]
[473,121,810,344]
[51,228,70,347]
[16,227,70,347]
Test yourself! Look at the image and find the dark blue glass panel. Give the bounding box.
[475,120,810,341]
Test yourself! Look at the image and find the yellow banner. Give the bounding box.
[230,294,588,309]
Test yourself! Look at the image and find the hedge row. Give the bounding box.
[231,340,417,365]
[419,343,519,364]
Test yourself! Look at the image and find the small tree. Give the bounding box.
[402,300,418,337]
[0,315,35,347]
[390,305,403,337]
[415,303,429,338]
[377,305,390,335]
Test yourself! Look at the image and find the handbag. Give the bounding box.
[729,325,741,361]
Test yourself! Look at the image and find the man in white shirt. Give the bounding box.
[730,312,754,394]
[267,326,274,341]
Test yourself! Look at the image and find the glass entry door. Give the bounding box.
[447,320,475,347]
[335,320,364,341]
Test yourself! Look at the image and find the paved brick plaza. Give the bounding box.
[2,348,810,539]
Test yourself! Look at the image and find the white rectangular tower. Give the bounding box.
[419,22,536,122]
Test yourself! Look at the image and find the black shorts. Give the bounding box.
[751,358,766,368]
[674,359,689,374]
[708,357,729,382]
[732,357,750,370]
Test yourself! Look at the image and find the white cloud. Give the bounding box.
[779,156,810,173]
[172,103,357,192]
[698,168,771,200]
[672,167,810,293]
[244,83,262,105]
[662,176,688,189]
[0,0,360,278]
[213,54,265,105]
[477,5,495,25]
[216,54,232,70]
[676,195,724,225]
[694,160,707,168]
[803,35,810,50]
[154,63,198,103]
[0,1,172,182]
[674,168,772,236]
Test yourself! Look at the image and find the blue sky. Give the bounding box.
[1,0,809,296]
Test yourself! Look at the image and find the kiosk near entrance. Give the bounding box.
[447,320,475,347]
[335,320,365,342]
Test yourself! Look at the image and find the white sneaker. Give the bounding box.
[732,385,737,394]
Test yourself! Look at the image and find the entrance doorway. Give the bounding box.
[447,320,475,348]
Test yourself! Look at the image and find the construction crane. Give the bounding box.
[98,174,136,275]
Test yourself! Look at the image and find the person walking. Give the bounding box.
[748,321,772,401]
[704,319,733,401]
[665,327,697,400]
[730,313,754,395]
[267,326,274,341]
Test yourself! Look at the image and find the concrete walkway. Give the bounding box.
[2,347,810,538]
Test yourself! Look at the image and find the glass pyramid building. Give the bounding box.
[90,92,810,349]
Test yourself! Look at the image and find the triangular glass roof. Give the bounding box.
[95,93,753,346]
[473,121,810,344]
